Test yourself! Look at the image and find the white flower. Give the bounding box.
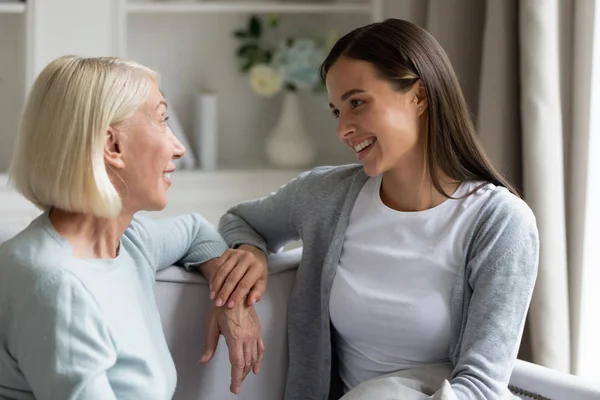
[249,64,284,97]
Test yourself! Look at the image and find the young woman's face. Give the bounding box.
[112,80,186,212]
[326,57,427,177]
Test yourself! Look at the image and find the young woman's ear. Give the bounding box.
[414,80,428,116]
[104,127,125,169]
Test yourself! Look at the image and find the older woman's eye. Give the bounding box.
[162,116,170,124]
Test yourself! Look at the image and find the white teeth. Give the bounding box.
[162,172,171,179]
[353,138,375,152]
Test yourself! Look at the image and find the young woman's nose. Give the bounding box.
[336,114,356,140]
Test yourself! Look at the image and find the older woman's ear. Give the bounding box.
[104,127,125,169]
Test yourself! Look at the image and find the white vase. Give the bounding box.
[265,91,317,168]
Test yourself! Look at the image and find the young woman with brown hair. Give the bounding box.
[214,18,539,399]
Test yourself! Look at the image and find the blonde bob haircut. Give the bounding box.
[9,55,159,219]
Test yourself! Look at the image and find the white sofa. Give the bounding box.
[0,219,599,399]
[156,248,600,400]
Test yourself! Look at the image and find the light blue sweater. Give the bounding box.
[0,210,228,400]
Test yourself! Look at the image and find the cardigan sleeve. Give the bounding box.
[447,190,540,399]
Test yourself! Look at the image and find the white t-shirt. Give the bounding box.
[329,175,496,391]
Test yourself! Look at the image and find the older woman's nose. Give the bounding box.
[168,128,186,159]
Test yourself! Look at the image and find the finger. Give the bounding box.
[229,342,245,395]
[252,340,261,375]
[217,260,251,308]
[227,269,259,308]
[209,252,233,293]
[247,278,267,306]
[244,341,253,372]
[243,366,252,383]
[211,257,240,307]
[200,315,220,364]
[208,253,229,300]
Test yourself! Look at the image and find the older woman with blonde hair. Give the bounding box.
[0,55,268,399]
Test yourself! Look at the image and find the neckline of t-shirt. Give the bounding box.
[371,174,468,218]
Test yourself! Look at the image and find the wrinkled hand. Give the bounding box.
[200,301,264,395]
[210,245,268,309]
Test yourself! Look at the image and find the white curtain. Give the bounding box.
[520,0,600,379]
[384,0,600,380]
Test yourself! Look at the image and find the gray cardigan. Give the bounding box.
[218,164,539,400]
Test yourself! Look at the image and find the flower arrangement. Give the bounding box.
[233,14,337,97]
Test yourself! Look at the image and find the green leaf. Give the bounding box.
[266,14,280,28]
[241,59,254,73]
[233,29,248,38]
[264,50,273,63]
[249,16,262,38]
[237,43,259,57]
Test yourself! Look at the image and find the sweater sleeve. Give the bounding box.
[15,271,118,400]
[218,171,309,255]
[129,213,228,272]
[448,192,540,399]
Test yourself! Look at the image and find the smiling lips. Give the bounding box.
[353,138,375,152]
[350,137,376,160]
[162,169,175,185]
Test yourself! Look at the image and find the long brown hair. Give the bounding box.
[319,18,519,197]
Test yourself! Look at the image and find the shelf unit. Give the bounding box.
[0,0,387,173]
[127,2,375,15]
[0,1,29,172]
[115,0,383,171]
[0,2,25,13]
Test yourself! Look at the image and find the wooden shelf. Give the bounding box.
[0,3,25,14]
[127,1,372,14]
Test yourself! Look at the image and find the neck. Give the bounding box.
[49,207,134,259]
[380,158,459,212]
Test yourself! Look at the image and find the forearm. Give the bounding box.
[219,212,269,254]
[218,171,308,254]
[196,244,265,280]
[197,257,220,281]
[180,216,229,269]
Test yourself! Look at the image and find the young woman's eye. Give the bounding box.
[330,109,340,119]
[350,99,365,109]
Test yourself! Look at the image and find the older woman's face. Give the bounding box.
[118,80,186,212]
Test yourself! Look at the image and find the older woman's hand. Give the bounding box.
[199,301,264,395]
[210,245,268,308]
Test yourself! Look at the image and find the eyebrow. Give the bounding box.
[156,100,168,110]
[329,89,366,108]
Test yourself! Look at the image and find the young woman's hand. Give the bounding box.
[210,245,268,308]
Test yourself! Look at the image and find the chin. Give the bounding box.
[146,198,168,212]
[361,161,385,177]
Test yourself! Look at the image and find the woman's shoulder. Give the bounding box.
[292,163,365,194]
[478,186,537,230]
[467,185,539,260]
[0,216,73,306]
